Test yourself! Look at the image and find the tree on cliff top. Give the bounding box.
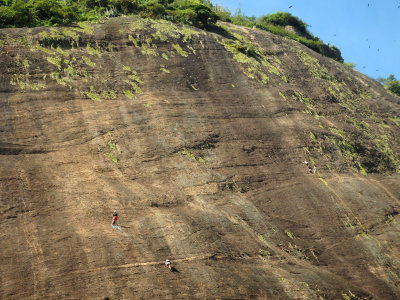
[378,74,400,96]
[0,0,79,27]
[257,12,310,37]
[169,0,217,28]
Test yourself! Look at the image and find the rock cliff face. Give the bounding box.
[0,17,399,299]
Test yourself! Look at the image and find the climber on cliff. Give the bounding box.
[165,259,172,271]
[111,211,118,226]
[304,160,313,173]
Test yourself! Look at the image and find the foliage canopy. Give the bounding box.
[257,12,308,36]
[0,0,218,28]
[377,74,400,96]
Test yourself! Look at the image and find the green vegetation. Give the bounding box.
[83,86,101,101]
[278,277,288,284]
[122,66,143,98]
[172,43,188,57]
[96,132,121,163]
[0,1,342,61]
[285,229,295,239]
[297,49,331,80]
[292,90,314,109]
[377,74,400,96]
[160,65,170,73]
[126,17,204,62]
[107,142,117,151]
[38,27,80,48]
[278,91,286,101]
[8,56,46,90]
[386,214,397,225]
[216,28,284,85]
[86,43,102,58]
[81,56,96,67]
[344,62,356,69]
[0,0,218,29]
[283,48,399,174]
[168,0,218,29]
[101,90,118,99]
[143,102,152,108]
[389,116,400,127]
[180,148,205,163]
[258,249,271,257]
[216,9,342,61]
[5,25,145,102]
[10,73,46,90]
[309,132,317,141]
[258,12,308,36]
[123,89,135,99]
[103,138,122,162]
[0,0,80,27]
[105,152,118,162]
[140,42,159,56]
[306,118,399,174]
[342,290,359,300]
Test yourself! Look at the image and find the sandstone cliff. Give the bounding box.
[0,17,399,299]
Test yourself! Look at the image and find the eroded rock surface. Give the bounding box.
[0,17,399,299]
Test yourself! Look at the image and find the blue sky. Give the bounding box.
[213,0,400,81]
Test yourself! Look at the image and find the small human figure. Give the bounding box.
[304,161,313,173]
[165,259,172,271]
[111,211,118,226]
[313,166,317,174]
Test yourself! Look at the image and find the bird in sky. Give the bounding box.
[289,5,293,8]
